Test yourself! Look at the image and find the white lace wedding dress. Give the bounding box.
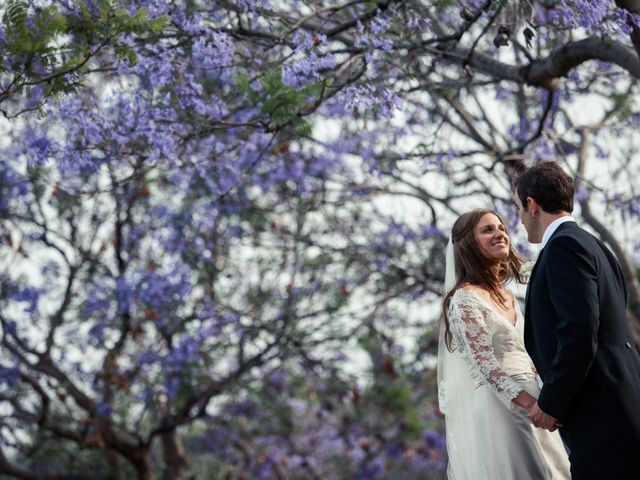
[439,288,570,480]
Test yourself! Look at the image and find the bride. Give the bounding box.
[438,209,570,479]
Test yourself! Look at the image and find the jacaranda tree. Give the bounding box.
[1,0,639,478]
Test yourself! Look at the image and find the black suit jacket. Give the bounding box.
[525,221,640,479]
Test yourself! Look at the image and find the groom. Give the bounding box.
[513,161,640,480]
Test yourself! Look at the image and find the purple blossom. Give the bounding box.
[164,377,180,399]
[29,136,50,152]
[26,84,45,107]
[337,85,402,118]
[127,264,193,317]
[139,349,161,365]
[282,31,336,90]
[255,459,276,479]
[235,0,271,13]
[355,458,385,479]
[0,364,20,388]
[292,30,316,52]
[88,323,107,342]
[386,442,405,459]
[190,426,236,454]
[575,186,590,202]
[162,336,201,388]
[115,277,133,314]
[628,199,640,219]
[192,31,235,74]
[139,386,155,403]
[370,15,390,35]
[495,85,514,101]
[0,160,29,213]
[540,89,560,113]
[424,430,446,451]
[354,14,394,52]
[2,319,18,337]
[423,225,442,238]
[265,368,287,392]
[8,285,41,315]
[96,403,113,417]
[542,2,638,39]
[229,398,259,417]
[136,49,176,90]
[387,220,417,242]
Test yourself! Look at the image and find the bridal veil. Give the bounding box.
[437,238,480,478]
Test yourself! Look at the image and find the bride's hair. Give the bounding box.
[441,208,526,351]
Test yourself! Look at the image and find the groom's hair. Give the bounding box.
[514,161,574,214]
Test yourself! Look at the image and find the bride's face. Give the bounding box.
[473,213,510,262]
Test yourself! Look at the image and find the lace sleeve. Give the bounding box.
[448,290,524,410]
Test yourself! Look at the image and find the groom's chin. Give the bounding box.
[527,234,542,244]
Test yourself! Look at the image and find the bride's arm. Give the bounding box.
[449,292,533,410]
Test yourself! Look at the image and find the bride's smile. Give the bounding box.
[474,213,510,261]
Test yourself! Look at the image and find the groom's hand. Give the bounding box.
[528,402,560,431]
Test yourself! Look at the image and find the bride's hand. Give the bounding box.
[529,402,560,431]
[514,390,537,411]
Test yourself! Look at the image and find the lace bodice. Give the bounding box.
[447,288,536,409]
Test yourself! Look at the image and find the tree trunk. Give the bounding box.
[131,450,155,480]
[161,430,190,480]
[107,450,125,480]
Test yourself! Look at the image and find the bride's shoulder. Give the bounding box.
[460,284,482,292]
[451,284,488,304]
[459,284,488,297]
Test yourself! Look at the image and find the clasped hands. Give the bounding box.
[516,391,561,431]
[528,401,562,432]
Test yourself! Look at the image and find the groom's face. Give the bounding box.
[514,192,541,243]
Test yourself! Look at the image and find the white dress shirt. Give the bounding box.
[540,216,575,250]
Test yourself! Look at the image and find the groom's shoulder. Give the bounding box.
[557,223,594,241]
[548,224,598,253]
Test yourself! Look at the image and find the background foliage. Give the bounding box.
[1,0,640,478]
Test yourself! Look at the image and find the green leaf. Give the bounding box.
[433,0,457,7]
[3,0,27,31]
[326,293,348,314]
[234,72,261,102]
[258,69,321,137]
[305,252,331,267]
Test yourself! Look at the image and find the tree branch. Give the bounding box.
[431,36,640,88]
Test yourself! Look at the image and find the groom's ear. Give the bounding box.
[526,197,539,215]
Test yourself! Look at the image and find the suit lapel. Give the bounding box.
[524,221,577,318]
[525,248,543,313]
